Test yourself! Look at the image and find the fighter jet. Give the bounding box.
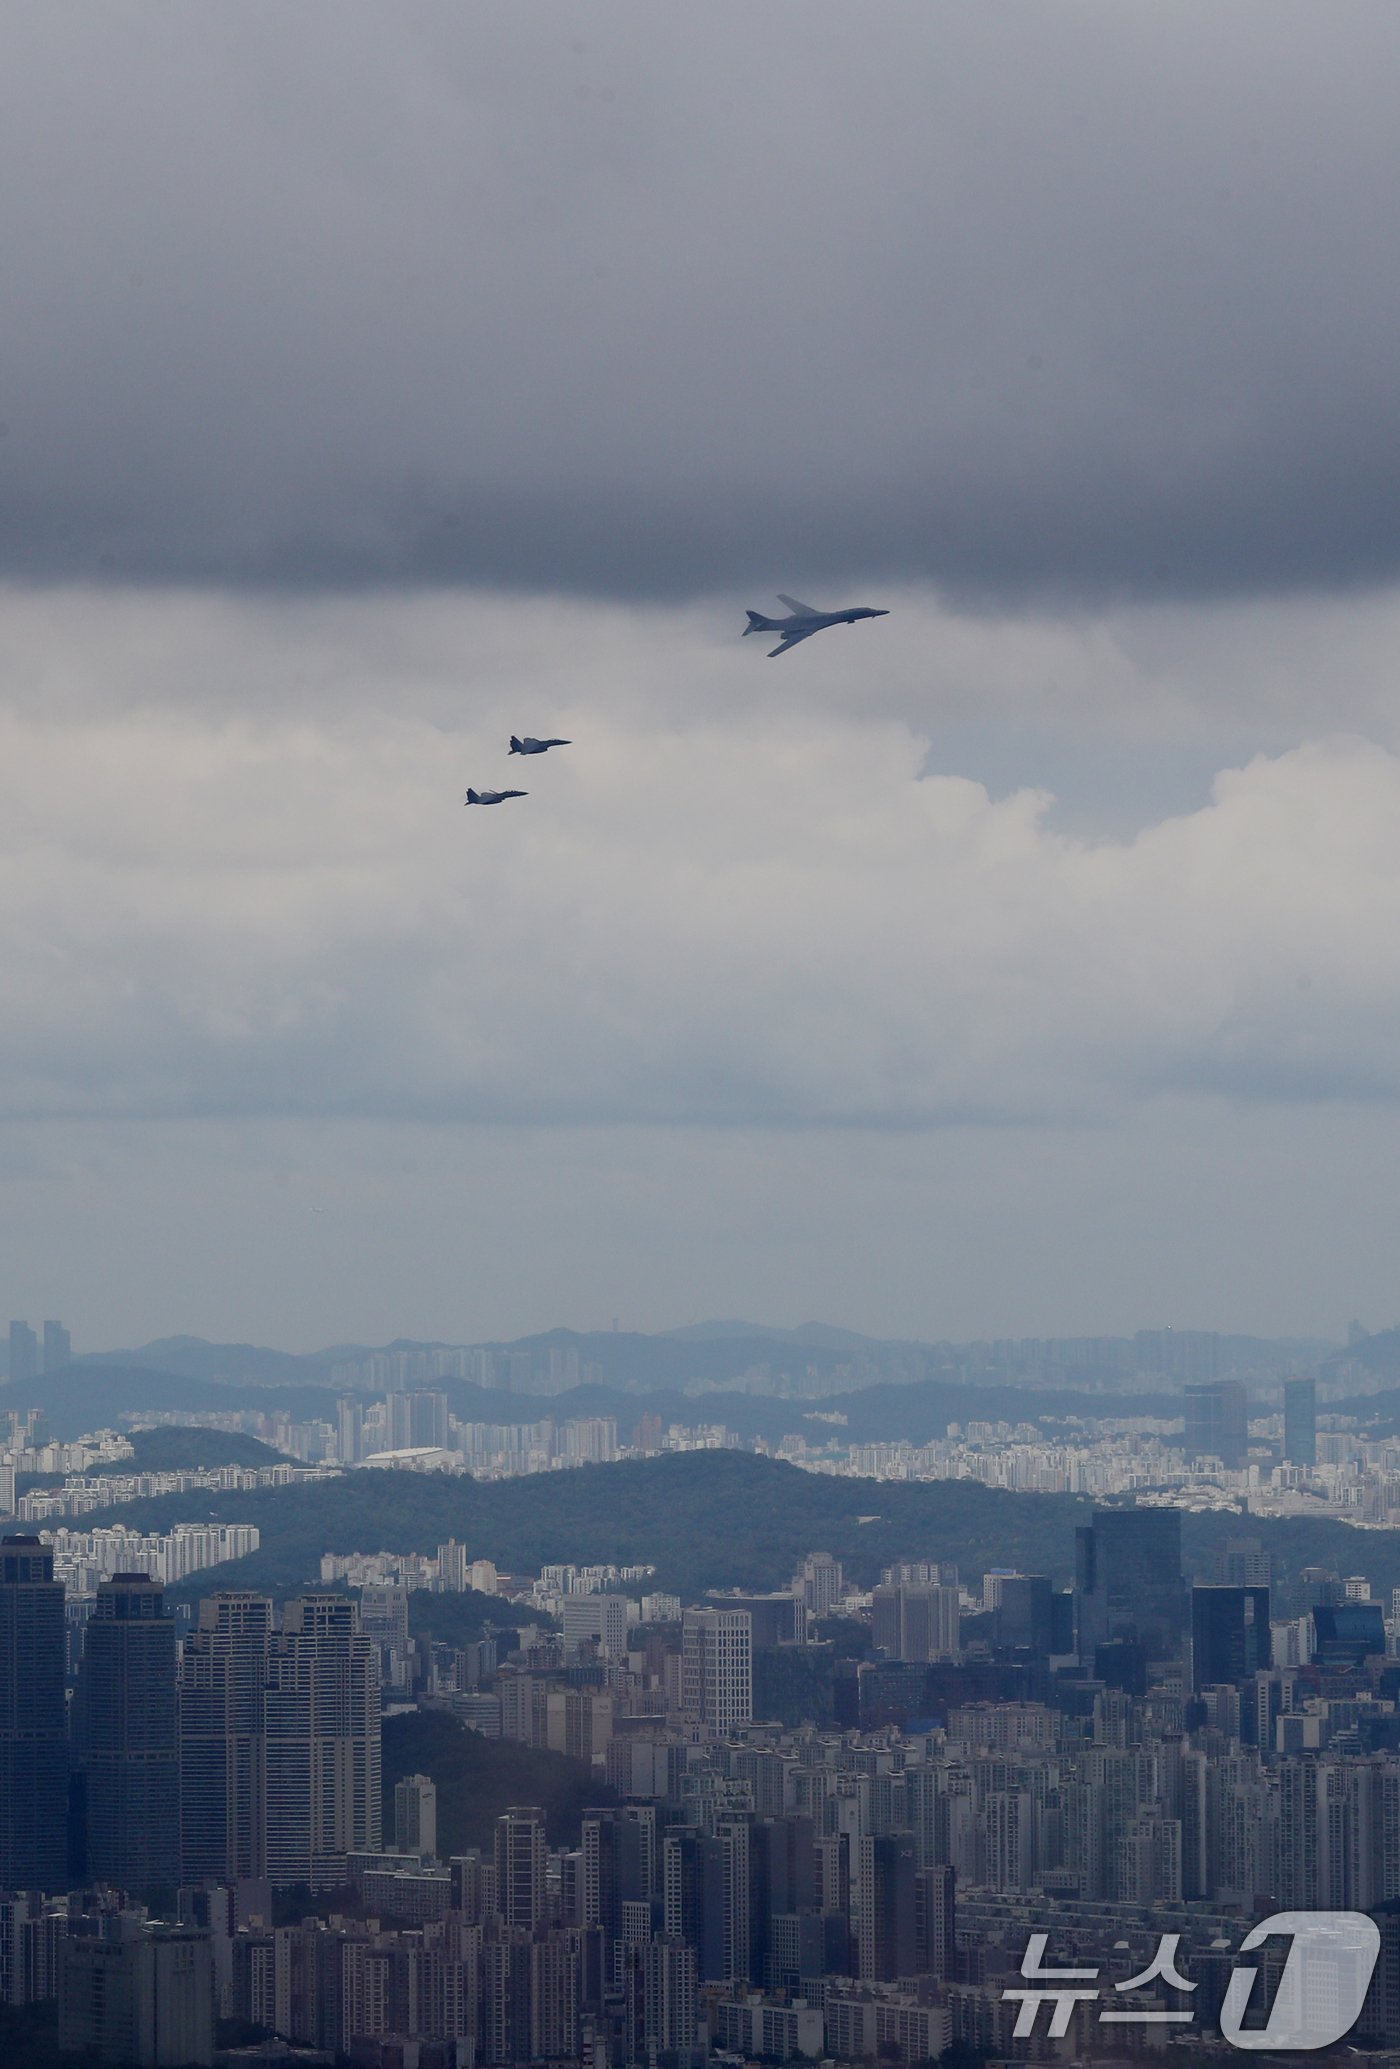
[743,594,889,658]
[464,787,527,806]
[508,735,571,755]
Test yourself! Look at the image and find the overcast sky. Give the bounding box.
[5,3,1400,1351]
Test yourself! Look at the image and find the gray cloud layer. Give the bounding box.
[2,3,1400,600]
[5,587,1400,1136]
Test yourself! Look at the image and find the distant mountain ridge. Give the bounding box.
[68,1321,1336,1402]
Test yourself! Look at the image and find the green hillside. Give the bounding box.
[122,1425,291,1472]
[382,1709,613,1853]
[72,1448,1400,1618]
[94,1451,1091,1604]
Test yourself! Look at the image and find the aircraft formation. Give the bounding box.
[463,597,887,806]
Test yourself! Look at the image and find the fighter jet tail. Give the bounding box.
[508,736,522,753]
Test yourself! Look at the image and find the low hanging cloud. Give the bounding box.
[1,4,1400,601]
[3,588,1400,1133]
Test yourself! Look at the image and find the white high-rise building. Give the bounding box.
[794,1551,844,1616]
[681,1608,752,1733]
[561,1592,630,1658]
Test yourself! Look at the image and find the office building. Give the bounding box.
[561,1592,630,1658]
[1190,1583,1272,1693]
[703,1591,806,1648]
[41,1322,70,1374]
[77,1573,179,1892]
[394,1773,437,1859]
[1283,1376,1317,1468]
[0,1535,69,1891]
[1075,1506,1185,1661]
[794,1551,844,1616]
[1311,1600,1386,1671]
[682,1608,752,1732]
[871,1583,961,1662]
[993,1574,1054,1654]
[6,1322,37,1386]
[1184,1379,1249,1470]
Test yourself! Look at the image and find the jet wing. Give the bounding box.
[777,594,820,617]
[768,629,816,657]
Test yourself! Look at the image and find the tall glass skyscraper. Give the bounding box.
[76,1572,179,1893]
[0,1534,69,1891]
[1283,1376,1318,1468]
[1075,1507,1186,1661]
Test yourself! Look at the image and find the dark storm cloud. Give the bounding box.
[1,2,1399,602]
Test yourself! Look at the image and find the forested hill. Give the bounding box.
[68,1449,1400,1618]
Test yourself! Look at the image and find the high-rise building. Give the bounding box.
[1284,1376,1318,1468]
[1310,1600,1386,1671]
[40,1322,70,1374]
[913,1864,956,1979]
[357,1585,410,1671]
[643,1935,697,2056]
[1075,1506,1185,1661]
[59,1917,214,2067]
[495,1806,546,1930]
[1190,1583,1272,1693]
[561,1593,630,1659]
[872,1583,961,1662]
[264,1596,381,1889]
[857,1835,916,1981]
[335,1398,364,1465]
[6,1323,37,1387]
[1183,1379,1249,1470]
[682,1609,752,1733]
[387,1389,450,1451]
[1215,1536,1272,1587]
[0,1534,68,1892]
[994,1574,1055,1654]
[77,1573,179,1893]
[794,1552,844,1617]
[394,1773,437,1858]
[178,1593,274,1884]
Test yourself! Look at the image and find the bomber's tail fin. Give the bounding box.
[744,610,774,635]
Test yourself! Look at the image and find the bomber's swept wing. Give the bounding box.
[777,594,820,617]
[769,629,816,657]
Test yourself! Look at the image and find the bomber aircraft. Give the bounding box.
[743,594,889,657]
